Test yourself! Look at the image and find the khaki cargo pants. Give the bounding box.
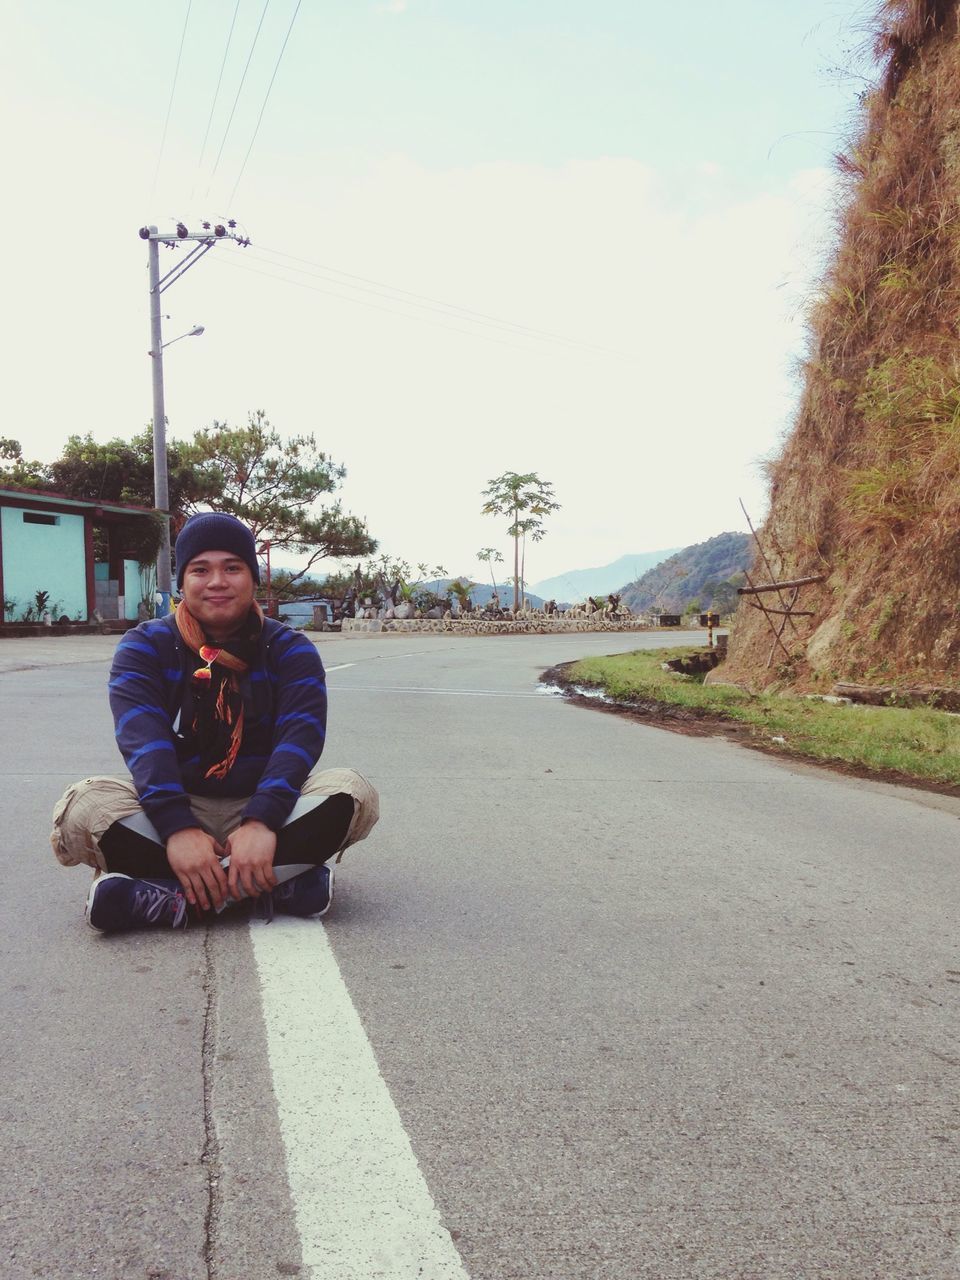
[50,767,379,872]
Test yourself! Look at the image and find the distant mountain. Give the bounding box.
[529,550,682,603]
[620,532,752,615]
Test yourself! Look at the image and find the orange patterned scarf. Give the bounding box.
[175,601,265,780]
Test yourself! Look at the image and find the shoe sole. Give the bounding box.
[85,872,131,933]
[318,863,334,917]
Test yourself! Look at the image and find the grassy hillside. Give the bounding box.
[722,0,960,691]
[620,532,751,615]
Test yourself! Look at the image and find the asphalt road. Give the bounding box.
[2,629,959,1280]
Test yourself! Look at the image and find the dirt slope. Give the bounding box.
[721,0,960,692]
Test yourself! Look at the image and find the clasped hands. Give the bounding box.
[166,820,278,911]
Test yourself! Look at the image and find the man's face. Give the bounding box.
[180,550,256,638]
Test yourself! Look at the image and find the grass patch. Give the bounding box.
[563,647,960,788]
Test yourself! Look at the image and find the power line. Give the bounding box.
[194,0,243,187]
[207,0,272,194]
[250,241,635,360]
[208,252,582,357]
[152,0,194,195]
[227,0,303,208]
[253,240,629,356]
[242,245,622,355]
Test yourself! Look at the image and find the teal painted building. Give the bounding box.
[0,486,159,624]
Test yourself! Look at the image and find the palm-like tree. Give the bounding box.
[476,547,504,595]
[481,472,559,611]
[513,516,546,606]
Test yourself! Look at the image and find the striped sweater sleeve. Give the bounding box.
[108,629,197,841]
[242,629,327,831]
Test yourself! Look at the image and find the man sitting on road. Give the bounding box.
[50,512,378,932]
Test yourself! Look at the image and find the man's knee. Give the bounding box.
[50,776,142,870]
[300,767,380,849]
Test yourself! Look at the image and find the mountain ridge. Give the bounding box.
[529,549,682,602]
[620,533,752,615]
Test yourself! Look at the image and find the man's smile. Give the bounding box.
[180,550,258,640]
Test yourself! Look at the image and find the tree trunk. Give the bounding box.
[513,504,520,611]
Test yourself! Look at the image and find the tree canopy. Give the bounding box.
[183,412,376,581]
[45,429,208,514]
[2,411,377,588]
[319,554,450,609]
[0,437,46,489]
[476,547,504,592]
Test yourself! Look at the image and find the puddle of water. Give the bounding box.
[536,681,615,704]
[570,684,616,702]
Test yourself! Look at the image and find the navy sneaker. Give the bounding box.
[87,873,189,933]
[256,864,334,922]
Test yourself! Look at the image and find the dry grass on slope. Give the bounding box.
[723,0,960,692]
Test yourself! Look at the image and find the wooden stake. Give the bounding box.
[738,574,826,596]
[739,499,802,636]
[748,603,815,616]
[742,569,792,663]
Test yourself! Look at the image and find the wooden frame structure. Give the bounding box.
[737,573,825,666]
[736,499,827,667]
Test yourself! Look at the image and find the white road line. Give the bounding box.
[323,691,547,701]
[325,662,356,672]
[250,918,470,1280]
[367,649,455,661]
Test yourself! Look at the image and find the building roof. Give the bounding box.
[0,485,158,518]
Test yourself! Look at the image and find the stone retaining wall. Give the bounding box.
[0,621,131,638]
[340,617,669,636]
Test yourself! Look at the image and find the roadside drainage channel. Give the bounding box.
[536,681,621,705]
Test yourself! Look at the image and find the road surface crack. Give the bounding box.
[201,926,222,1280]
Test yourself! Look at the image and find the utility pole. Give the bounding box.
[141,220,251,614]
[146,231,170,613]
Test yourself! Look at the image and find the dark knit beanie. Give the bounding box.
[174,513,261,589]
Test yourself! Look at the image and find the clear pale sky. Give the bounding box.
[0,0,876,584]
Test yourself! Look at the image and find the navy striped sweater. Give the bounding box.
[108,613,327,841]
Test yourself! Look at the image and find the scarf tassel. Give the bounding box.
[175,601,260,781]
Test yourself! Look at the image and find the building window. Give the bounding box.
[22,512,60,526]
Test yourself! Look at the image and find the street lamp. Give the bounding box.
[161,324,205,350]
